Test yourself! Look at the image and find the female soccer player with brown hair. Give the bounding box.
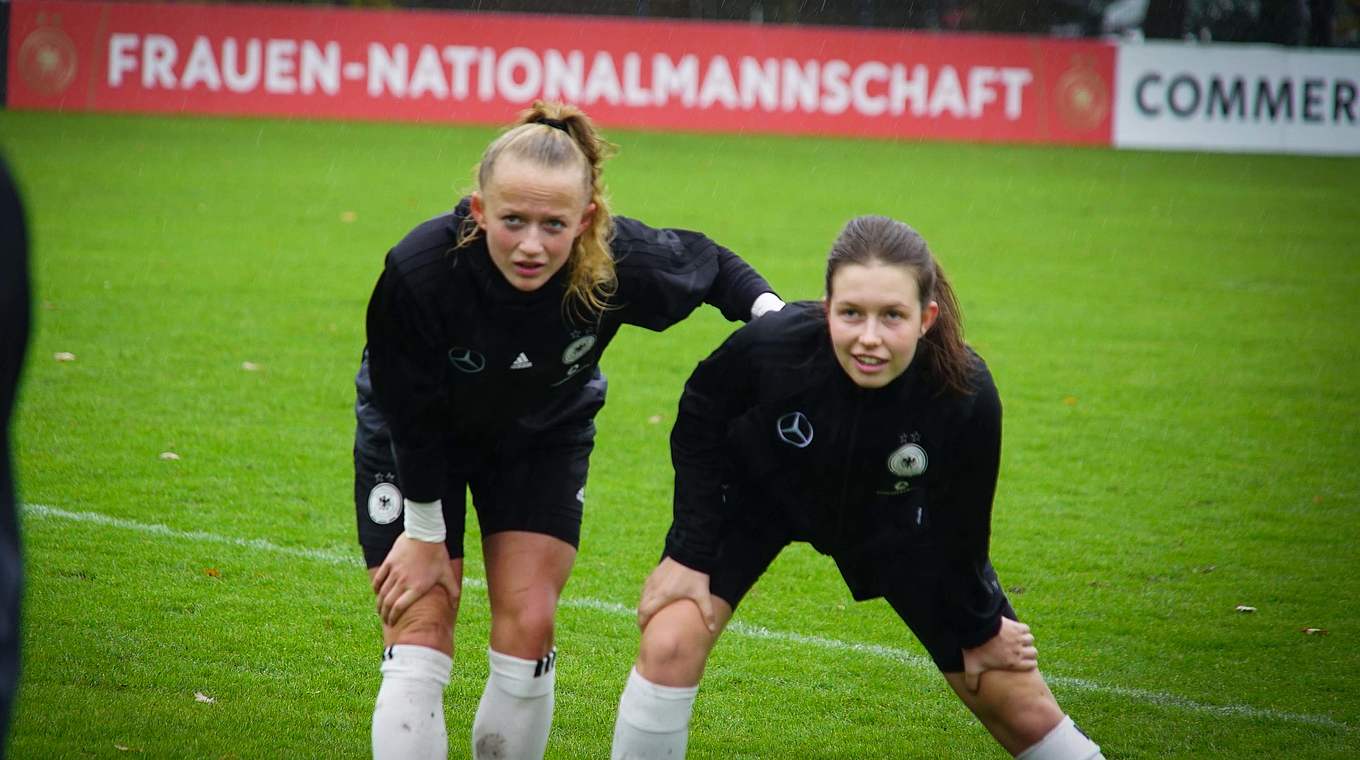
[612,215,1104,760]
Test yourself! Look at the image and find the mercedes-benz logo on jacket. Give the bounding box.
[775,411,814,448]
[448,347,486,373]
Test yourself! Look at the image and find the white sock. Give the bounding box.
[372,644,452,760]
[1016,715,1104,760]
[471,648,557,760]
[611,667,699,760]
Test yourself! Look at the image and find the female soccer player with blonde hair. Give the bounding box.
[356,101,783,759]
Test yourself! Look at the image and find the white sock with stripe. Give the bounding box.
[611,666,699,760]
[372,644,451,760]
[1016,715,1105,760]
[471,647,557,760]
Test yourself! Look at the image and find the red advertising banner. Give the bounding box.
[8,0,1115,145]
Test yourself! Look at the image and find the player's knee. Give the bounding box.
[388,586,458,649]
[975,680,1063,746]
[1005,698,1065,747]
[494,597,558,653]
[637,617,710,683]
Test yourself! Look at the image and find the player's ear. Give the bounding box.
[576,202,596,236]
[921,300,939,335]
[470,192,486,229]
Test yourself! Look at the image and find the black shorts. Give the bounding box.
[354,416,595,568]
[696,516,1015,673]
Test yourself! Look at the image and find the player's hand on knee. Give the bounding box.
[638,557,717,633]
[961,617,1039,693]
[372,533,458,625]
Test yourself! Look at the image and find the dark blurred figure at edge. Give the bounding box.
[0,153,30,758]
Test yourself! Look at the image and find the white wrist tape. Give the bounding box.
[751,292,786,319]
[403,499,446,543]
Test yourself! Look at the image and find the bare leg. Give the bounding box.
[636,597,732,687]
[472,531,576,760]
[369,561,464,652]
[611,598,733,759]
[943,668,1065,756]
[369,560,464,760]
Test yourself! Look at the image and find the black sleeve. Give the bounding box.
[697,232,774,322]
[0,158,27,433]
[612,217,775,330]
[364,258,448,503]
[936,376,1007,649]
[0,154,29,745]
[664,325,762,573]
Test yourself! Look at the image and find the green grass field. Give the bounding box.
[1,109,1357,758]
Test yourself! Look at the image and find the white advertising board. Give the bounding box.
[1115,41,1359,155]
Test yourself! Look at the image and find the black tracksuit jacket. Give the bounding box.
[360,201,773,504]
[664,301,1007,648]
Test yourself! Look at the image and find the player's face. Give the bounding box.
[471,155,595,292]
[826,262,938,389]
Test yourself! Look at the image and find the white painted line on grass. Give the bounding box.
[27,504,363,567]
[25,504,1354,734]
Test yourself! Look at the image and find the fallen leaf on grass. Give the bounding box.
[340,210,357,223]
[194,691,216,704]
[1062,395,1078,406]
[159,451,181,461]
[1235,605,1256,613]
[1301,627,1328,636]
[53,352,76,362]
[204,567,221,578]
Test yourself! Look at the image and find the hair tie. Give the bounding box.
[538,117,569,133]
